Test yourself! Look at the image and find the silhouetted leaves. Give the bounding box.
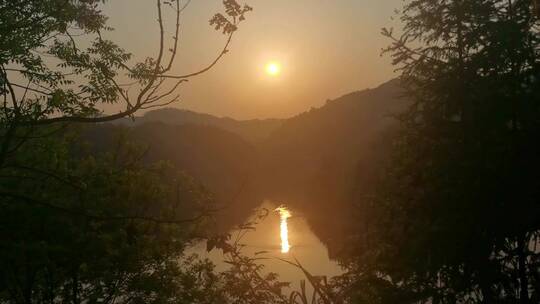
[345,0,540,303]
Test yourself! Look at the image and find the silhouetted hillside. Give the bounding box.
[259,79,408,254]
[83,123,262,230]
[116,109,283,143]
[85,80,407,252]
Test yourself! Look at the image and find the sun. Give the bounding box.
[265,61,281,76]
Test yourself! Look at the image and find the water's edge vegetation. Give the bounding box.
[1,0,539,303]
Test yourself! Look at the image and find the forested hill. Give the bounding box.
[115,108,284,143]
[259,79,408,254]
[87,79,407,247]
[260,78,406,200]
[83,123,263,230]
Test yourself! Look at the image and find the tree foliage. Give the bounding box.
[0,1,252,303]
[0,127,221,304]
[0,0,251,127]
[346,0,540,303]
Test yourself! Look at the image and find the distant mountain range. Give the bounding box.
[114,108,283,143]
[90,79,408,250]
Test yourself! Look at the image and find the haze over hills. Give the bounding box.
[115,108,284,143]
[259,79,408,254]
[83,122,263,230]
[91,79,407,251]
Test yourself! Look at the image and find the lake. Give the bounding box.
[188,200,344,291]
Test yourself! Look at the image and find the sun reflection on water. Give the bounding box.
[275,206,291,253]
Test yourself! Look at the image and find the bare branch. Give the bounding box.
[9,82,53,96]
[156,31,234,79]
[141,95,180,110]
[145,79,187,103]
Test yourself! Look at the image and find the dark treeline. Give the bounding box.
[83,122,263,231]
[343,0,540,302]
[1,0,539,304]
[0,1,265,303]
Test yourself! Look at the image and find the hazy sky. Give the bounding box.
[103,0,403,119]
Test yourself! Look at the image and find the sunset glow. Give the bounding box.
[275,206,291,253]
[265,62,281,76]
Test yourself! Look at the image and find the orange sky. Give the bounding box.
[103,0,403,119]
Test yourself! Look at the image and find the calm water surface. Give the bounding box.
[188,200,344,289]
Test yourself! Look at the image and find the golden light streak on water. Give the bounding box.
[275,206,292,253]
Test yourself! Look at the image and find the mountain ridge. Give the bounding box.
[115,108,284,143]
[113,79,403,144]
[95,78,408,252]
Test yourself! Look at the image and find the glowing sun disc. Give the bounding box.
[265,62,281,76]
